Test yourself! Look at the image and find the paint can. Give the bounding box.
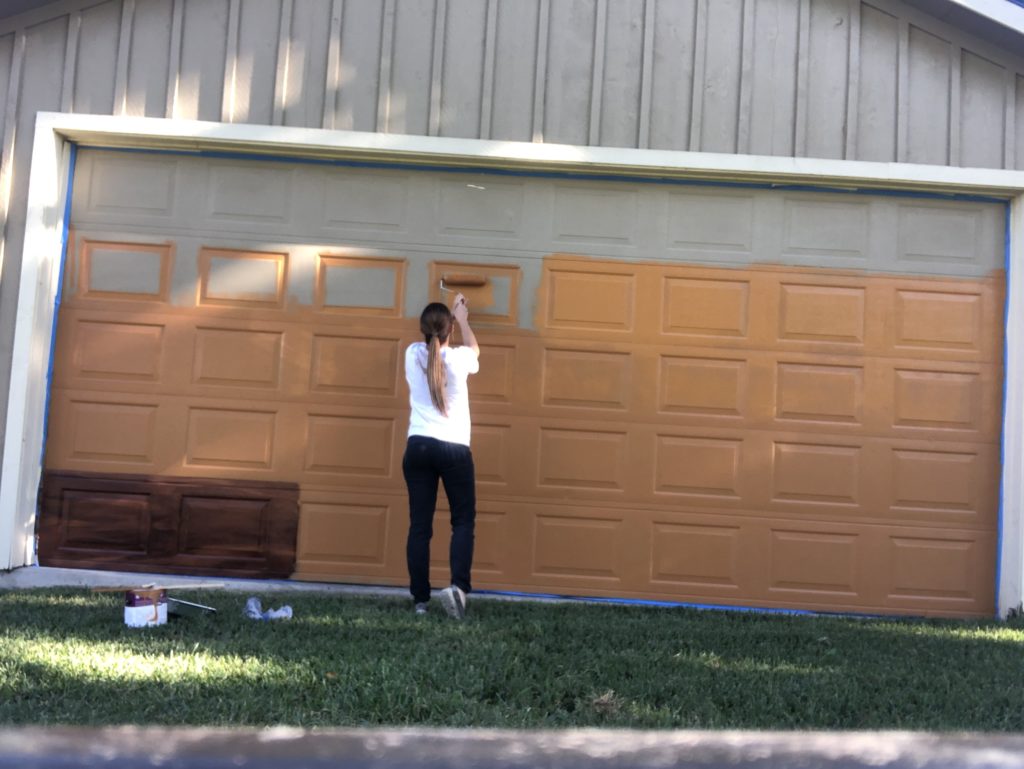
[124,589,167,627]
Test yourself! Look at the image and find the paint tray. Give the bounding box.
[167,597,217,617]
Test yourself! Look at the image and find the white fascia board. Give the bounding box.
[6,112,1024,619]
[1002,196,1024,616]
[948,0,1024,36]
[0,113,69,568]
[46,113,1024,197]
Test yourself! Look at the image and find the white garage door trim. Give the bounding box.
[4,111,1024,617]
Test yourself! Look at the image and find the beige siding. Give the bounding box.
[0,0,1022,469]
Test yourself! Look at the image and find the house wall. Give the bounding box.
[0,0,1022,500]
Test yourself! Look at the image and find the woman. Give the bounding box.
[403,293,479,619]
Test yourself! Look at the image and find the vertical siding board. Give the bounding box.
[748,0,799,157]
[0,30,22,464]
[284,0,332,128]
[113,0,134,114]
[334,0,383,132]
[230,0,281,125]
[479,0,498,139]
[599,0,644,148]
[805,0,850,160]
[439,0,487,139]
[588,0,607,146]
[322,0,343,129]
[1006,70,1016,170]
[176,0,229,121]
[60,11,79,113]
[856,3,898,162]
[0,31,23,256]
[73,0,120,115]
[960,50,1006,170]
[1017,76,1024,171]
[0,34,14,141]
[376,0,395,132]
[843,0,860,160]
[490,0,539,142]
[906,25,951,166]
[949,46,961,165]
[531,0,549,141]
[220,0,240,122]
[271,0,293,126]
[127,0,172,117]
[428,0,446,136]
[544,0,596,147]
[648,0,697,151]
[736,0,755,154]
[388,0,435,135]
[699,0,743,154]
[794,0,810,155]
[688,0,707,151]
[896,18,908,161]
[637,0,655,148]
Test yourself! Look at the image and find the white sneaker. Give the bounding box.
[439,585,466,619]
[414,602,429,616]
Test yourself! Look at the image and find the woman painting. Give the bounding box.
[403,293,479,619]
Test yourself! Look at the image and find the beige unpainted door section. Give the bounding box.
[43,149,1005,617]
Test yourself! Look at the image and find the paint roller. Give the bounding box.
[439,272,488,293]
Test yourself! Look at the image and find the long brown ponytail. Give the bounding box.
[420,302,453,416]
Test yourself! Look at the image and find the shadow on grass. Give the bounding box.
[2,589,1023,729]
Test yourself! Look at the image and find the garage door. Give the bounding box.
[40,149,1005,616]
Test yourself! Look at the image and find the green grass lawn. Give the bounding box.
[2,588,1023,730]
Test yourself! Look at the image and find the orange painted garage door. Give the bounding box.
[41,149,1005,616]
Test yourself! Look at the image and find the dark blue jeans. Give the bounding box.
[403,436,476,604]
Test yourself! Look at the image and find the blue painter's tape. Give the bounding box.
[996,203,1012,617]
[78,144,1011,205]
[471,589,894,619]
[39,143,77,466]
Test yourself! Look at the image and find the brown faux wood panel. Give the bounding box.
[193,327,283,388]
[72,320,165,382]
[38,471,299,578]
[45,245,1004,617]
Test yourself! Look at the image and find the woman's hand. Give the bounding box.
[451,293,479,355]
[452,293,469,323]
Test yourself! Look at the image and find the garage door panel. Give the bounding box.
[79,239,173,301]
[197,247,288,308]
[203,162,297,229]
[895,201,1004,272]
[649,518,744,593]
[74,152,180,225]
[308,331,403,399]
[294,489,406,580]
[885,279,1002,362]
[664,190,757,259]
[884,528,996,609]
[61,315,167,386]
[541,347,634,411]
[315,254,407,317]
[886,443,999,527]
[657,351,753,420]
[774,359,866,427]
[767,527,862,599]
[47,395,161,468]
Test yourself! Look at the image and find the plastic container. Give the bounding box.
[124,589,167,627]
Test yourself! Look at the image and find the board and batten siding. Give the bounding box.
[0,0,1022,485]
